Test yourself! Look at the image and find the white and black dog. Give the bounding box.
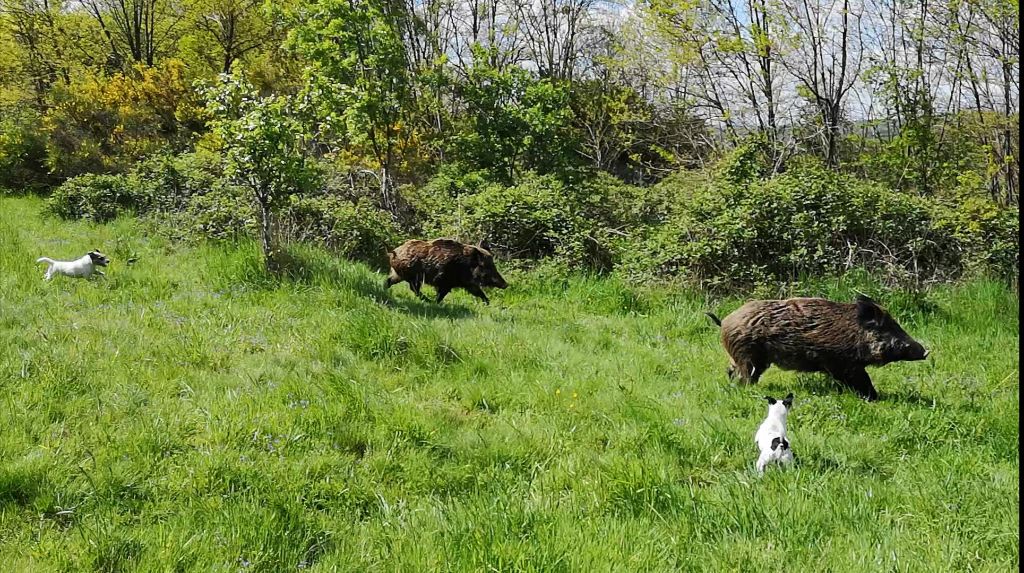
[754,392,794,475]
[36,250,110,281]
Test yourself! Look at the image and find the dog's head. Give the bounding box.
[764,392,794,418]
[88,250,110,267]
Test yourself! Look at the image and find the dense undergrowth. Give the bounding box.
[33,144,1019,294]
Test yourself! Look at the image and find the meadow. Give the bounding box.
[0,195,1018,572]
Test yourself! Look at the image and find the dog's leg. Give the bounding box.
[780,449,794,467]
[756,452,770,475]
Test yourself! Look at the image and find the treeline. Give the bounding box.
[0,0,1018,288]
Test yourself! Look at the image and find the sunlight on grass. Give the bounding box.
[0,196,1018,571]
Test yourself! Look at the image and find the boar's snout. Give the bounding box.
[473,248,508,289]
[892,337,928,361]
[913,341,929,360]
[488,272,508,289]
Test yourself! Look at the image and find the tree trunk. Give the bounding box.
[258,198,275,271]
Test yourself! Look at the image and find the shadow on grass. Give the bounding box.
[882,387,940,408]
[377,291,476,320]
[754,372,843,397]
[761,371,944,407]
[267,246,477,320]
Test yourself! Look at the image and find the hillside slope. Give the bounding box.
[0,196,1018,571]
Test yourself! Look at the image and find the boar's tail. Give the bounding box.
[704,312,722,327]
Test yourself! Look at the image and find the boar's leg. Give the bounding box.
[827,364,879,402]
[408,276,431,301]
[435,286,452,304]
[464,284,490,305]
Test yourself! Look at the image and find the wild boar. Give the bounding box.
[384,238,508,305]
[705,295,928,401]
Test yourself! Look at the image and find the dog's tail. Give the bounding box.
[36,257,55,265]
[704,312,722,327]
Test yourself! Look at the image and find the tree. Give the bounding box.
[513,0,597,81]
[0,0,69,103]
[287,0,414,216]
[188,0,278,73]
[450,49,579,181]
[81,0,185,68]
[781,0,862,166]
[204,73,316,269]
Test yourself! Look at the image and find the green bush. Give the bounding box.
[132,150,223,212]
[717,136,778,186]
[184,184,259,241]
[934,197,1019,280]
[457,173,622,271]
[0,103,48,190]
[410,168,651,272]
[282,195,402,268]
[46,173,153,222]
[631,162,967,290]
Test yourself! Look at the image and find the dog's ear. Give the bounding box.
[765,396,776,405]
[771,437,782,451]
[783,393,794,408]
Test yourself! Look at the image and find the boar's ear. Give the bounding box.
[478,239,492,252]
[765,396,776,405]
[468,247,484,266]
[856,295,884,327]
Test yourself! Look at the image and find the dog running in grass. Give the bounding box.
[36,250,109,281]
[755,393,795,475]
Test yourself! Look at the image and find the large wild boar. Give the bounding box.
[705,295,928,401]
[384,238,508,304]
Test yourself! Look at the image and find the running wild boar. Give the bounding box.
[705,295,928,401]
[385,238,508,304]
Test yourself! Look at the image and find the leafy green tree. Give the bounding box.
[287,0,413,216]
[204,73,317,269]
[449,47,579,182]
[185,0,280,74]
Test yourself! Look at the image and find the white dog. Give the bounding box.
[754,392,794,475]
[37,250,110,281]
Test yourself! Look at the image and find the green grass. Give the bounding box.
[0,196,1018,572]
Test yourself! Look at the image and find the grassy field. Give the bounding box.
[0,195,1018,572]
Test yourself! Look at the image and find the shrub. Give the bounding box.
[717,136,778,185]
[460,174,576,260]
[934,197,1019,280]
[42,60,204,178]
[132,150,223,212]
[454,171,650,272]
[183,184,259,241]
[0,101,48,189]
[46,173,152,222]
[281,195,402,268]
[631,163,965,290]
